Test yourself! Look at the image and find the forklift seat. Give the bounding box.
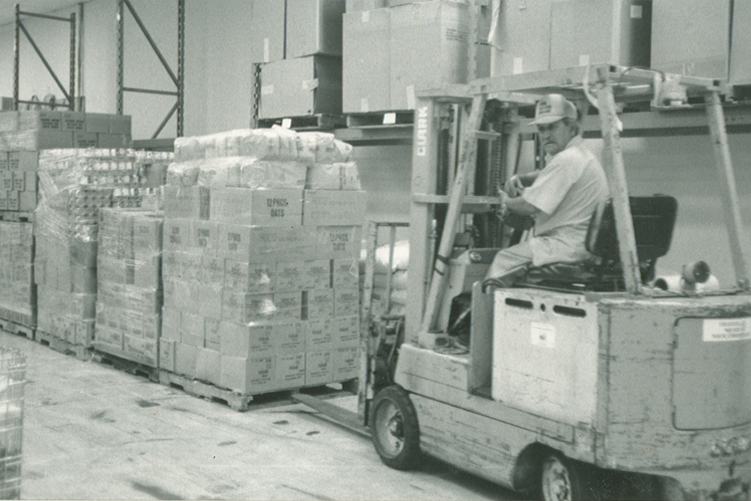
[519,195,678,291]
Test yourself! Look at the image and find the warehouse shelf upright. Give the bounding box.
[12,3,77,111]
[116,0,185,139]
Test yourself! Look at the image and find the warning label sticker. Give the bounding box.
[703,318,751,342]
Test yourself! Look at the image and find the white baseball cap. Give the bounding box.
[530,94,578,125]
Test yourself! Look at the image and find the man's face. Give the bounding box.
[537,119,576,156]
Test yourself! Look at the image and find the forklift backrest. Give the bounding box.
[585,195,678,263]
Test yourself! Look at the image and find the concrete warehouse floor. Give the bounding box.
[0,330,513,501]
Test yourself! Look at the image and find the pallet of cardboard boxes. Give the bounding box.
[160,126,365,399]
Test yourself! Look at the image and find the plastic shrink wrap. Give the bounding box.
[34,149,171,348]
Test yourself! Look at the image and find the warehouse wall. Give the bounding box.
[0,0,256,139]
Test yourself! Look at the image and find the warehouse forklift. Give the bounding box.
[362,65,751,501]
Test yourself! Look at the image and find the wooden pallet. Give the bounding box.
[36,330,92,360]
[92,350,159,383]
[346,111,414,128]
[256,114,346,131]
[158,370,358,412]
[0,318,35,341]
[0,211,34,223]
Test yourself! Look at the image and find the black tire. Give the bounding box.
[370,385,422,470]
[535,452,583,501]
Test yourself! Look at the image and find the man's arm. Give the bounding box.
[505,195,540,216]
[504,171,541,196]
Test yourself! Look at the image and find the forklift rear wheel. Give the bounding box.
[370,385,422,470]
[538,452,582,501]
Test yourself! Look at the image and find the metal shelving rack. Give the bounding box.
[12,3,77,111]
[116,0,185,140]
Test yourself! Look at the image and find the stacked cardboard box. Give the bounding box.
[491,0,651,77]
[342,0,491,113]
[0,222,34,327]
[255,0,346,119]
[0,111,133,213]
[95,210,163,367]
[163,127,365,394]
[34,149,171,347]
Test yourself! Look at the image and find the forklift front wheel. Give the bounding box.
[538,452,583,501]
[370,385,422,471]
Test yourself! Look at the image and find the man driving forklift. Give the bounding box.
[484,93,609,287]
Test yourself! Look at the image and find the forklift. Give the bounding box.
[360,65,750,501]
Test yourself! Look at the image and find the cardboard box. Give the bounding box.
[305,289,334,321]
[74,132,98,148]
[275,261,306,292]
[731,1,751,84]
[334,315,359,347]
[333,258,359,288]
[346,0,386,11]
[316,226,362,260]
[225,261,275,294]
[260,56,343,118]
[164,185,210,220]
[133,214,163,253]
[305,350,333,386]
[94,326,124,350]
[332,346,359,380]
[250,0,286,63]
[85,113,111,133]
[163,218,191,251]
[210,188,303,227]
[651,0,731,78]
[18,110,62,130]
[492,0,552,76]
[303,259,332,290]
[277,321,306,354]
[217,224,316,263]
[124,335,158,367]
[134,255,161,289]
[1,172,11,191]
[97,134,132,149]
[220,354,276,393]
[160,338,177,372]
[202,255,224,284]
[286,0,346,59]
[175,342,198,377]
[190,219,219,254]
[222,291,276,324]
[334,288,359,318]
[274,291,303,322]
[307,318,333,350]
[0,111,18,132]
[181,311,205,347]
[390,1,490,109]
[19,191,37,211]
[7,151,38,171]
[303,190,367,227]
[109,114,132,135]
[550,0,651,70]
[204,317,221,352]
[5,190,18,211]
[196,348,222,386]
[343,8,391,113]
[220,321,275,357]
[0,152,7,170]
[276,352,306,389]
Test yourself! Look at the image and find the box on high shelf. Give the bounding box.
[286,0,346,59]
[389,0,491,110]
[260,55,343,119]
[651,0,751,84]
[343,7,390,113]
[493,0,650,76]
[249,0,286,63]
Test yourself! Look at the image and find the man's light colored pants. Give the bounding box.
[485,241,534,285]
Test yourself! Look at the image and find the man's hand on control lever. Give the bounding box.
[504,174,525,197]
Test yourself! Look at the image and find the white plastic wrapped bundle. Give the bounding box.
[167,157,308,190]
